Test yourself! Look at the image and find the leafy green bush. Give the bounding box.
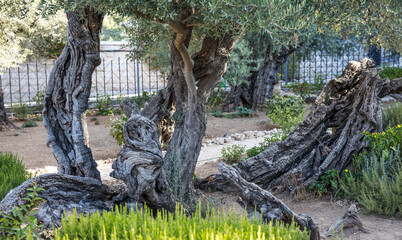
[285,74,325,99]
[382,102,402,130]
[379,66,402,80]
[246,133,286,158]
[107,114,128,146]
[206,90,225,112]
[32,87,45,112]
[22,120,38,128]
[95,94,113,116]
[265,95,306,134]
[341,148,402,217]
[236,106,253,117]
[340,125,402,217]
[0,153,31,201]
[221,145,245,164]
[12,102,32,121]
[309,169,340,198]
[0,184,44,239]
[53,204,309,240]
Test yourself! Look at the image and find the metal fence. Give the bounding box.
[1,48,401,106]
[0,53,168,106]
[278,48,401,85]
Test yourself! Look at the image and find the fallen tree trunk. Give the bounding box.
[204,58,402,193]
[0,174,125,228]
[219,162,320,240]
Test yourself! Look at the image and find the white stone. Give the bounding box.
[244,131,255,139]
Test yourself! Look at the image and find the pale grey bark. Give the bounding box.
[43,8,103,180]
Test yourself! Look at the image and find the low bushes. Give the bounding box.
[54,205,310,240]
[221,144,245,164]
[379,66,402,80]
[382,102,402,130]
[0,152,31,200]
[265,95,306,134]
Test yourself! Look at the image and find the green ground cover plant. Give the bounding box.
[0,184,44,239]
[0,153,31,200]
[12,102,32,121]
[382,102,402,130]
[22,120,38,128]
[340,125,402,217]
[246,133,286,158]
[53,204,309,240]
[95,94,113,116]
[265,95,306,134]
[379,66,402,80]
[285,74,325,99]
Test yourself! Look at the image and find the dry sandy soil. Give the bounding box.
[1,112,401,239]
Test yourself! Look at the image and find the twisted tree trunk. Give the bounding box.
[43,8,103,180]
[203,59,402,194]
[0,87,16,131]
[222,45,297,111]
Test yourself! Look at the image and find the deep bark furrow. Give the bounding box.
[43,8,103,180]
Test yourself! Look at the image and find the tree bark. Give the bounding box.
[42,8,103,180]
[204,59,402,194]
[0,87,16,131]
[252,45,296,110]
[219,162,320,240]
[111,99,176,213]
[0,174,125,228]
[222,45,297,111]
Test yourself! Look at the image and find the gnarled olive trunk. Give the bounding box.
[0,87,16,130]
[222,45,296,111]
[163,22,238,201]
[43,8,103,180]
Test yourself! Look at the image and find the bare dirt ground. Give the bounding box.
[1,112,401,239]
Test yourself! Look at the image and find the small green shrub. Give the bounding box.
[341,148,402,217]
[94,120,100,125]
[106,114,128,146]
[265,95,306,134]
[0,183,44,239]
[285,74,325,99]
[309,169,340,198]
[211,109,223,118]
[95,94,113,116]
[221,145,245,164]
[236,106,253,117]
[382,102,402,130]
[379,66,402,80]
[12,102,32,121]
[0,153,31,200]
[53,204,309,240]
[362,125,402,158]
[22,120,38,128]
[32,87,45,112]
[90,117,98,122]
[246,133,286,158]
[207,90,225,112]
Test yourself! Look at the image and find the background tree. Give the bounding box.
[0,0,67,130]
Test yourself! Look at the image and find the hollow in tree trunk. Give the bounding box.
[43,8,103,180]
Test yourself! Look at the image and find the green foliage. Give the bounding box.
[382,102,402,130]
[221,145,245,164]
[265,95,306,134]
[22,120,38,128]
[100,15,128,41]
[95,94,113,116]
[206,90,225,113]
[224,39,256,87]
[107,114,128,146]
[0,183,43,239]
[379,67,402,80]
[90,117,98,121]
[341,148,402,217]
[32,87,45,112]
[0,152,31,201]
[12,102,32,121]
[94,120,100,125]
[246,133,286,158]
[341,125,402,217]
[285,74,325,99]
[309,169,340,198]
[236,106,253,117]
[53,204,309,240]
[130,91,154,109]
